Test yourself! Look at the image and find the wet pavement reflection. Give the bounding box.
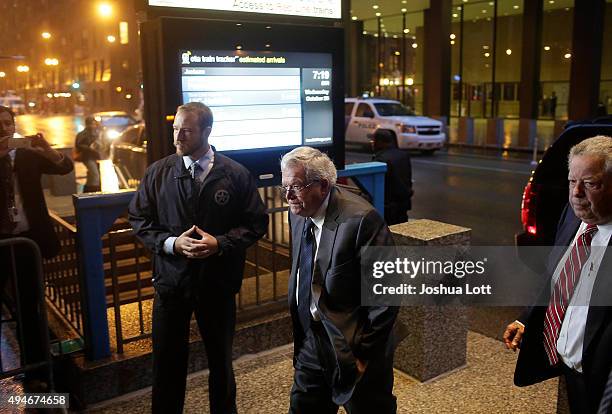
[15,114,84,148]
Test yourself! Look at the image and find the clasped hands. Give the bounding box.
[174,225,219,259]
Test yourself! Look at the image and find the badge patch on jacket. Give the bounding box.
[214,189,230,206]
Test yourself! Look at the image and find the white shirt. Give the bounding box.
[7,149,30,234]
[554,221,612,372]
[295,192,330,321]
[163,147,214,254]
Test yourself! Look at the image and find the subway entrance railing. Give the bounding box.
[43,162,385,360]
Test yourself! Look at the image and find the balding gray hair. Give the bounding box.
[569,135,612,174]
[177,101,213,131]
[280,147,337,186]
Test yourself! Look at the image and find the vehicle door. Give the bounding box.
[346,102,377,143]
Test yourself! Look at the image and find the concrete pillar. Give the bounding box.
[423,0,452,119]
[568,0,605,120]
[346,20,365,98]
[390,219,471,381]
[518,0,543,147]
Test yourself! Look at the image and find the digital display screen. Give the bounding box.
[180,50,333,152]
[149,0,341,19]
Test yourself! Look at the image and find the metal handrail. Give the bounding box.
[0,237,55,391]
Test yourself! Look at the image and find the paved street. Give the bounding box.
[347,148,533,246]
[14,114,85,147]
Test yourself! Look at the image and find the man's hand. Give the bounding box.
[356,359,368,379]
[174,225,219,259]
[503,321,525,352]
[30,133,62,162]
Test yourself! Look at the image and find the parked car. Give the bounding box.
[93,111,138,141]
[110,122,148,188]
[516,117,612,270]
[0,94,26,114]
[344,97,446,153]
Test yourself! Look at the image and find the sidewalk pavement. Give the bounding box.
[86,331,557,414]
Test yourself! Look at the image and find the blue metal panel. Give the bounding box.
[73,190,136,360]
[338,162,386,215]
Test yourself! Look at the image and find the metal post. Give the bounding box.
[402,12,407,105]
[377,16,382,95]
[458,5,464,117]
[73,191,136,360]
[490,0,498,118]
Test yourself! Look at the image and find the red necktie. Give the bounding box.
[543,224,598,365]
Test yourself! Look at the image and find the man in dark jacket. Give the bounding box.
[74,115,101,192]
[504,136,612,413]
[281,146,398,413]
[0,105,74,390]
[372,130,413,225]
[128,102,268,414]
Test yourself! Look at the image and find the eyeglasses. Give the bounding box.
[278,181,318,197]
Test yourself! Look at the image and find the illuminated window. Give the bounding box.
[120,22,129,44]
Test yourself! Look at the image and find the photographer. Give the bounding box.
[74,115,101,192]
[0,105,73,391]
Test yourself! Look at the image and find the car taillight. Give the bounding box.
[521,181,538,235]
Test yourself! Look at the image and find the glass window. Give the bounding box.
[119,21,129,45]
[374,102,415,116]
[540,3,573,120]
[118,125,140,144]
[459,1,494,120]
[599,1,612,116]
[361,11,424,113]
[345,102,355,116]
[99,115,135,128]
[355,103,374,117]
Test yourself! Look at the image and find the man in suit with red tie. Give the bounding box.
[504,135,612,413]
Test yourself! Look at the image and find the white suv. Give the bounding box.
[345,97,445,153]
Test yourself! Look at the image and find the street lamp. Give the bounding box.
[107,35,116,43]
[17,65,30,72]
[98,2,113,18]
[44,58,59,66]
[0,72,6,78]
[41,32,52,39]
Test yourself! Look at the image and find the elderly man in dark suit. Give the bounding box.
[504,135,612,413]
[0,105,74,389]
[280,146,398,413]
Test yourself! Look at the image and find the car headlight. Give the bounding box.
[401,124,416,134]
[106,129,121,140]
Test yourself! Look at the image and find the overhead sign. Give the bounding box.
[148,0,342,19]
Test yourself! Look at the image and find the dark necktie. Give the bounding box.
[543,223,598,365]
[297,218,315,332]
[0,155,16,234]
[599,370,612,413]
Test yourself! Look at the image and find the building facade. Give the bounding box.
[0,0,141,114]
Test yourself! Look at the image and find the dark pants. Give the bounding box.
[151,289,237,414]
[562,363,589,413]
[0,238,47,381]
[289,322,396,414]
[384,203,409,226]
